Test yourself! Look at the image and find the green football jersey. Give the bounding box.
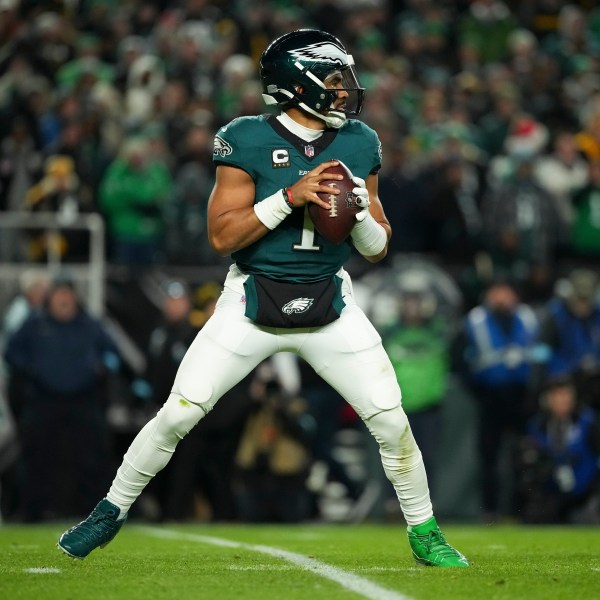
[213,114,382,283]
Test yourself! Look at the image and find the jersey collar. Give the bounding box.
[267,114,339,160]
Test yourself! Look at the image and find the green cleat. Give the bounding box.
[57,499,126,559]
[407,517,469,567]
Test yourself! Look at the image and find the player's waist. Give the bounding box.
[226,263,347,289]
[235,262,344,284]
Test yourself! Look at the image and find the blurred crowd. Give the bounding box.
[1,0,600,525]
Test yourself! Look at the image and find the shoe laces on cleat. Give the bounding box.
[415,529,459,560]
[67,503,120,541]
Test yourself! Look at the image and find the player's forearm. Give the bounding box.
[208,208,270,256]
[360,225,390,262]
[351,213,390,263]
[362,239,389,263]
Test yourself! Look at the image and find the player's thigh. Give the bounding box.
[299,304,401,420]
[172,302,278,410]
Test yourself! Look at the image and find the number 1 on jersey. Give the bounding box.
[293,206,321,251]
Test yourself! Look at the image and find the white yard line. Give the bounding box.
[139,527,414,600]
[24,567,62,574]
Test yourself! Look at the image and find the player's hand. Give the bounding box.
[287,160,342,209]
[351,175,370,222]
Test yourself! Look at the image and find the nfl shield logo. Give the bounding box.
[304,145,314,157]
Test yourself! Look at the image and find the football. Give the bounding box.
[308,161,361,245]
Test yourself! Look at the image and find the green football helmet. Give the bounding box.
[259,29,365,129]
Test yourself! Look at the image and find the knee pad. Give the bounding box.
[175,371,215,410]
[365,406,411,452]
[367,406,424,483]
[153,393,207,447]
[369,375,402,412]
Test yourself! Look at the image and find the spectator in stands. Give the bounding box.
[214,54,258,124]
[233,362,312,523]
[167,21,216,102]
[1,267,51,428]
[506,28,542,92]
[3,274,119,521]
[0,116,43,213]
[112,35,147,94]
[124,54,165,130]
[43,118,92,199]
[487,115,549,188]
[457,278,540,521]
[483,118,563,301]
[99,136,172,266]
[158,79,192,160]
[575,100,600,163]
[377,141,430,255]
[477,85,521,158]
[28,11,76,81]
[458,0,518,65]
[55,34,114,93]
[20,78,61,151]
[571,159,600,259]
[24,154,91,262]
[542,5,591,77]
[0,0,22,50]
[1,268,50,343]
[165,120,217,266]
[423,155,483,268]
[519,374,600,524]
[0,116,43,261]
[0,267,50,519]
[536,268,600,411]
[535,129,589,231]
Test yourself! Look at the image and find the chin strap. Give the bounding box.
[299,103,346,129]
[320,110,346,129]
[263,92,348,129]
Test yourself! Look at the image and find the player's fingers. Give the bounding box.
[306,195,331,210]
[317,183,340,195]
[312,160,339,175]
[315,171,343,183]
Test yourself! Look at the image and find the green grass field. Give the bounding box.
[1,522,599,599]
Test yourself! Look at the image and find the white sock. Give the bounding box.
[366,409,433,527]
[106,394,206,517]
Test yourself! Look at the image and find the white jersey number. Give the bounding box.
[292,206,321,251]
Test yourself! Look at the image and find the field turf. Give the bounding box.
[1,522,599,599]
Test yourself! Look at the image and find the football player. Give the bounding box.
[58,29,468,568]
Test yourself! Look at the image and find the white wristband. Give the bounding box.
[350,212,387,256]
[254,189,293,230]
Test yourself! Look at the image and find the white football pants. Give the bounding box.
[108,265,433,525]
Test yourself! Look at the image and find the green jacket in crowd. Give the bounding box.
[99,158,172,243]
[382,319,450,413]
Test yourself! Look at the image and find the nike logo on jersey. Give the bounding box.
[282,297,314,314]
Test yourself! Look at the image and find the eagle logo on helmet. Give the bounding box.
[288,42,347,66]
